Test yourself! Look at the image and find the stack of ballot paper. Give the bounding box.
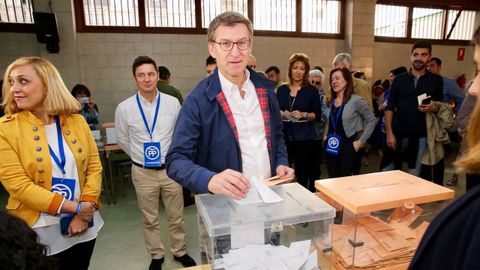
[329,208,429,270]
[214,240,320,270]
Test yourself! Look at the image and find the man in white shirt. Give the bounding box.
[115,56,195,270]
[166,12,294,199]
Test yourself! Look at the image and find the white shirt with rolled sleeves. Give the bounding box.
[218,70,271,181]
[115,90,180,165]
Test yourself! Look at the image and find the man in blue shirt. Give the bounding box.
[166,12,293,199]
[427,57,465,113]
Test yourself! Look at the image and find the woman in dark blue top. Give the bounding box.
[276,53,322,192]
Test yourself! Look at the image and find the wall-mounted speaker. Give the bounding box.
[33,12,60,53]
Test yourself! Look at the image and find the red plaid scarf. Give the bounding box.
[216,88,272,163]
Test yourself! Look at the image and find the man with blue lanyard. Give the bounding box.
[115,56,196,270]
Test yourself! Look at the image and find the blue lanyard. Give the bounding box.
[48,116,66,176]
[382,90,390,103]
[329,101,344,134]
[136,92,161,141]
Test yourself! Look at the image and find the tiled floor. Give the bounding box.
[0,149,466,270]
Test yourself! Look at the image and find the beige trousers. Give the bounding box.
[131,165,186,259]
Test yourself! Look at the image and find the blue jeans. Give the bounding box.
[399,137,427,176]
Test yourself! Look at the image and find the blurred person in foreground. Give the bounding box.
[408,25,480,270]
[0,210,58,270]
[0,56,103,270]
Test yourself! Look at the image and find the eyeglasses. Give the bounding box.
[311,81,321,86]
[212,39,251,51]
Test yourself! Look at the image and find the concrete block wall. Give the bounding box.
[0,0,476,122]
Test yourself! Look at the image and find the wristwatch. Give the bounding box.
[303,112,308,119]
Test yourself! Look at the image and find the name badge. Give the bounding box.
[144,142,161,167]
[51,177,76,201]
[326,133,341,155]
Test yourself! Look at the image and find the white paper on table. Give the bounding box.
[231,222,264,249]
[280,240,311,269]
[299,250,319,270]
[105,127,117,144]
[91,129,101,140]
[251,176,283,203]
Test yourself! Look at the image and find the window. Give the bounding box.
[411,7,443,39]
[446,10,476,41]
[83,0,139,26]
[74,0,344,38]
[374,4,407,38]
[254,0,295,32]
[302,0,341,34]
[374,3,477,43]
[0,0,33,24]
[202,0,247,28]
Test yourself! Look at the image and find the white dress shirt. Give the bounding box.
[218,70,271,181]
[115,91,180,165]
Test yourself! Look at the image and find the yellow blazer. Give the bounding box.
[0,111,102,226]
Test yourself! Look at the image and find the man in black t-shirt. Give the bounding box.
[385,40,443,177]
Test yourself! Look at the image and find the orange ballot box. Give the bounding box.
[315,170,454,270]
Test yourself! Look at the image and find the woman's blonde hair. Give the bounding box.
[455,99,480,173]
[455,26,480,173]
[2,56,81,115]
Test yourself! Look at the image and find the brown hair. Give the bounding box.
[287,53,311,87]
[329,67,354,104]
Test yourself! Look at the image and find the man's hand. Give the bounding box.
[275,165,294,179]
[68,215,89,236]
[386,131,396,150]
[418,102,438,113]
[208,169,250,200]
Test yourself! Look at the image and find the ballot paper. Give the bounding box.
[105,127,117,145]
[234,176,283,205]
[217,240,319,270]
[283,111,308,123]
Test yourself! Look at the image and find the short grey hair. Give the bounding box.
[207,11,253,42]
[332,53,352,67]
[309,69,324,81]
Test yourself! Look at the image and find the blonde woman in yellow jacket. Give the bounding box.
[0,56,103,270]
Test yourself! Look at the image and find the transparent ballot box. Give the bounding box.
[196,183,336,269]
[315,170,455,270]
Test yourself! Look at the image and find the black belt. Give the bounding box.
[132,161,165,170]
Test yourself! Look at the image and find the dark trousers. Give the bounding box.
[466,174,480,192]
[326,137,360,178]
[420,159,445,186]
[51,238,96,270]
[289,140,320,192]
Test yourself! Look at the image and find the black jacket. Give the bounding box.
[408,185,480,269]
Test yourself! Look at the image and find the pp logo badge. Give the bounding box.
[145,145,160,161]
[52,183,73,201]
[328,137,339,149]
